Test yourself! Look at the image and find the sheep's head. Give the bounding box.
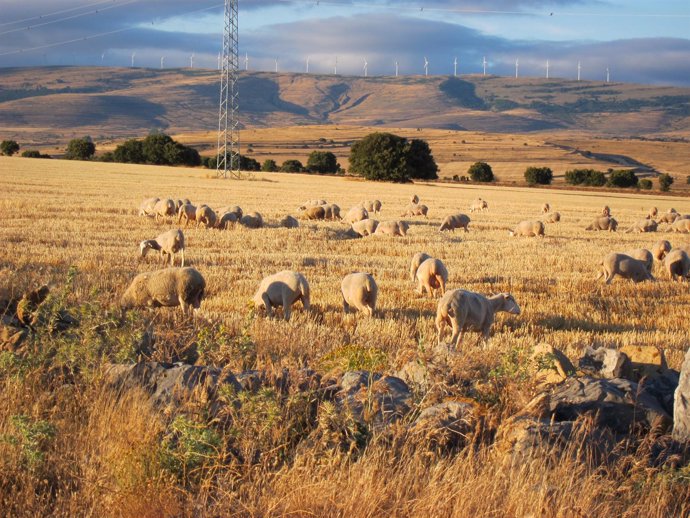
[499,293,521,315]
[139,240,159,258]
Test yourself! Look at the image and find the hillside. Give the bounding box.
[1,66,690,145]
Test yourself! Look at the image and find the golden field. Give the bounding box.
[1,155,690,517]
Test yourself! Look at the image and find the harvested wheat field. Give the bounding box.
[1,155,690,517]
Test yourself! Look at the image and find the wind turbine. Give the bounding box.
[606,66,610,83]
[454,57,458,77]
[306,56,310,73]
[424,56,429,76]
[190,53,195,69]
[483,56,487,76]
[160,56,165,69]
[245,52,248,71]
[363,58,368,77]
[577,61,581,81]
[395,60,399,77]
[546,59,550,79]
[334,56,338,75]
[101,52,105,65]
[131,52,136,68]
[515,58,519,78]
[217,52,221,70]
[275,59,278,73]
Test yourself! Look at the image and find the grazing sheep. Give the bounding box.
[439,214,470,233]
[177,203,197,226]
[671,218,690,233]
[345,206,369,224]
[658,212,680,224]
[341,273,378,317]
[297,199,327,211]
[196,205,218,229]
[374,220,409,237]
[241,212,264,229]
[139,197,160,217]
[544,212,561,223]
[598,253,654,284]
[323,204,342,220]
[435,289,520,349]
[301,206,326,220]
[280,215,299,228]
[664,249,690,281]
[409,252,432,281]
[120,267,205,316]
[401,203,428,218]
[359,200,382,214]
[252,270,310,321]
[217,212,239,230]
[623,248,653,273]
[601,205,611,217]
[668,208,678,214]
[140,229,185,267]
[652,240,672,261]
[626,218,658,233]
[542,203,551,214]
[509,220,545,237]
[648,207,658,219]
[217,205,243,220]
[153,198,176,222]
[414,258,449,297]
[410,194,419,204]
[586,216,618,232]
[350,219,379,237]
[469,198,488,213]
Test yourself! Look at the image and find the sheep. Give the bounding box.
[414,257,449,297]
[439,214,470,232]
[668,208,678,214]
[469,198,488,212]
[664,249,690,281]
[648,207,658,219]
[139,229,185,267]
[623,248,653,274]
[280,215,299,228]
[139,197,160,216]
[409,252,432,282]
[196,205,218,229]
[597,252,654,284]
[509,220,545,237]
[252,270,310,321]
[341,273,378,317]
[671,218,690,233]
[350,219,379,237]
[297,199,328,211]
[658,212,680,224]
[241,212,264,229]
[544,212,561,223]
[359,200,382,214]
[120,267,205,316]
[435,289,520,349]
[652,240,672,261]
[601,205,611,217]
[345,206,369,224]
[374,220,409,237]
[542,203,551,214]
[323,204,342,220]
[586,216,618,232]
[217,205,243,220]
[625,218,658,233]
[177,202,197,226]
[410,194,419,204]
[153,198,176,222]
[301,206,326,220]
[218,212,239,229]
[401,203,428,218]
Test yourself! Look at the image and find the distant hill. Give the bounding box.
[1,66,690,143]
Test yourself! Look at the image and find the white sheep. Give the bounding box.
[139,197,160,217]
[601,205,611,217]
[323,204,342,220]
[374,220,409,237]
[301,206,326,220]
[401,203,428,218]
[542,203,551,214]
[345,206,369,224]
[435,289,520,349]
[341,273,378,317]
[359,200,382,214]
[597,252,654,284]
[413,256,448,297]
[439,214,470,232]
[623,248,653,274]
[652,240,672,261]
[586,216,618,231]
[196,205,218,228]
[410,194,419,204]
[664,249,690,281]
[544,212,561,223]
[509,220,545,237]
[140,229,185,267]
[648,207,658,219]
[671,219,690,233]
[253,270,310,321]
[218,212,239,229]
[120,267,205,316]
[280,215,299,228]
[217,205,243,220]
[153,198,176,222]
[469,198,488,213]
[241,212,264,228]
[350,219,379,237]
[658,212,680,224]
[297,199,328,211]
[177,202,197,226]
[625,219,658,233]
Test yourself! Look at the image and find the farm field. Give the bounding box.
[1,156,690,516]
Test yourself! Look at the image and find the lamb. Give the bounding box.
[586,216,618,232]
[341,273,378,317]
[217,205,243,220]
[139,197,160,216]
[301,206,326,220]
[435,289,520,349]
[297,199,327,211]
[623,248,653,274]
[410,194,419,204]
[139,229,185,267]
[374,220,409,237]
[626,218,658,233]
[658,212,680,224]
[241,212,264,229]
[542,203,551,214]
[401,203,428,218]
[177,202,197,226]
[648,207,658,219]
[359,200,382,214]
[469,198,488,212]
[544,212,561,223]
[598,252,654,284]
[252,270,310,321]
[280,215,299,228]
[217,212,238,229]
[120,267,205,316]
[664,249,690,281]
[439,214,470,232]
[345,206,369,224]
[323,204,342,220]
[652,240,672,261]
[413,257,448,297]
[350,219,379,237]
[601,205,611,217]
[153,198,176,222]
[509,220,545,237]
[195,205,218,229]
[671,218,690,233]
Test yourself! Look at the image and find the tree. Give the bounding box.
[21,150,50,159]
[64,137,95,160]
[658,174,674,192]
[142,133,174,165]
[406,139,438,180]
[281,159,304,173]
[1,140,19,156]
[524,166,553,185]
[261,159,278,172]
[607,169,638,188]
[468,162,494,182]
[307,151,340,174]
[564,168,606,187]
[349,132,411,182]
[114,139,145,163]
[639,179,653,190]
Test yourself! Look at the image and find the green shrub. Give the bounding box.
[1,139,20,156]
[639,179,653,190]
[468,161,494,182]
[64,137,95,161]
[21,150,51,159]
[524,166,553,185]
[607,169,638,188]
[281,159,304,173]
[261,159,278,172]
[306,151,340,174]
[564,168,606,186]
[658,174,674,192]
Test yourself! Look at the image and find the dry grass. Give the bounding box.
[1,156,690,516]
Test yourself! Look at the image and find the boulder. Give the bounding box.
[532,344,575,385]
[410,400,478,450]
[673,347,690,442]
[620,344,668,381]
[578,346,631,379]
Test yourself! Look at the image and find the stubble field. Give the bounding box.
[1,156,690,517]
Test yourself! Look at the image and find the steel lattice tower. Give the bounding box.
[216,0,240,178]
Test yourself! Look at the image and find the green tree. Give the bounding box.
[21,150,50,159]
[261,159,278,172]
[1,140,19,156]
[406,139,438,180]
[307,151,340,174]
[280,159,304,173]
[113,139,145,163]
[64,137,95,160]
[564,168,606,186]
[658,173,674,192]
[524,166,553,185]
[639,179,653,190]
[607,169,638,188]
[468,161,494,182]
[142,133,174,165]
[349,132,411,182]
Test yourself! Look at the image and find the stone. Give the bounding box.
[578,346,631,379]
[673,347,690,442]
[620,344,668,381]
[237,370,262,392]
[410,400,478,450]
[395,360,432,390]
[532,344,575,384]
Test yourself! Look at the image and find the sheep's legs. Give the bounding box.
[180,249,185,268]
[261,294,274,318]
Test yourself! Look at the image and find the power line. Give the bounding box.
[0,0,119,28]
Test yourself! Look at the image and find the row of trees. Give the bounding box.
[565,168,674,191]
[104,134,201,167]
[2,139,52,159]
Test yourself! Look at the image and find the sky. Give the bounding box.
[1,0,689,86]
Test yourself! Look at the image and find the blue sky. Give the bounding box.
[1,0,689,85]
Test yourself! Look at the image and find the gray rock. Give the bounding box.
[673,347,690,442]
[237,370,262,392]
[579,346,631,379]
[410,401,477,450]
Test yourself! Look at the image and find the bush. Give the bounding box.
[524,166,553,185]
[686,175,690,185]
[306,151,340,174]
[639,179,653,190]
[1,140,20,156]
[607,169,638,188]
[113,134,200,166]
[564,168,606,187]
[468,162,494,182]
[204,154,259,171]
[261,159,278,172]
[64,137,95,161]
[113,139,145,163]
[281,159,304,173]
[21,150,51,159]
[406,139,439,180]
[658,174,674,192]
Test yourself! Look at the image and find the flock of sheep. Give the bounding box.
[122,193,690,349]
